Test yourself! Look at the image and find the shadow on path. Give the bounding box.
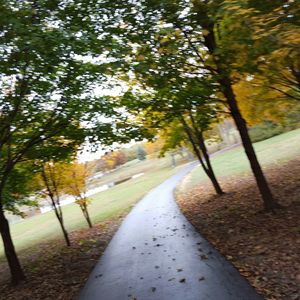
[79,163,262,300]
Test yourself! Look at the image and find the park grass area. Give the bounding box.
[183,128,300,191]
[88,153,180,188]
[176,129,300,299]
[0,155,188,260]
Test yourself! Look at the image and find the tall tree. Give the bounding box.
[0,1,93,282]
[111,9,226,194]
[121,76,225,195]
[0,0,146,284]
[189,1,282,209]
[107,0,280,210]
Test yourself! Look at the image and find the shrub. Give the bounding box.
[249,122,285,142]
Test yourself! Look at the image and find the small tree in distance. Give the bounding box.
[63,163,93,228]
[40,162,71,247]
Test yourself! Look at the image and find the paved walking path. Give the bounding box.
[79,163,262,300]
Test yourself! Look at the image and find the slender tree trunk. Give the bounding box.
[41,167,71,246]
[60,222,71,247]
[219,77,280,210]
[0,204,25,285]
[81,203,92,229]
[196,131,224,195]
[180,118,224,195]
[188,113,224,195]
[199,20,280,210]
[52,204,71,246]
[0,160,25,284]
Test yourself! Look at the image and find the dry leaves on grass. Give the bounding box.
[0,218,123,300]
[177,159,300,300]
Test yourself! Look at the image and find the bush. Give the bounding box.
[249,122,285,142]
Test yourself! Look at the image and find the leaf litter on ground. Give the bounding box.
[176,159,300,300]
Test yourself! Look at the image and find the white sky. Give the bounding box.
[77,81,137,162]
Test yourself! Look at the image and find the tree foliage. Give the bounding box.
[1,0,299,286]
[0,0,146,284]
[99,0,287,209]
[40,161,71,246]
[62,162,93,228]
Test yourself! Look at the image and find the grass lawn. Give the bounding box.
[184,128,300,190]
[88,153,181,188]
[0,155,188,260]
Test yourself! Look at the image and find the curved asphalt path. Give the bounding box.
[79,163,262,300]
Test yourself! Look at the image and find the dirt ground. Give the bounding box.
[176,159,300,300]
[0,218,122,300]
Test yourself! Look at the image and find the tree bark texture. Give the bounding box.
[0,205,25,285]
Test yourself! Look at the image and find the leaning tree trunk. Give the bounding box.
[0,204,25,285]
[200,20,280,210]
[52,204,71,247]
[59,220,71,247]
[60,224,71,247]
[218,77,280,210]
[81,202,93,229]
[189,113,225,195]
[195,130,224,195]
[42,167,71,246]
[181,118,224,195]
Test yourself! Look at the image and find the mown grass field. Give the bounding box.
[88,153,183,188]
[181,128,300,190]
[0,155,188,259]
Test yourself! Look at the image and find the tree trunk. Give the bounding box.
[60,222,71,246]
[0,206,25,285]
[219,77,280,210]
[188,113,224,195]
[42,166,71,246]
[199,20,280,210]
[196,131,224,195]
[181,119,224,195]
[81,204,93,229]
[53,206,71,246]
